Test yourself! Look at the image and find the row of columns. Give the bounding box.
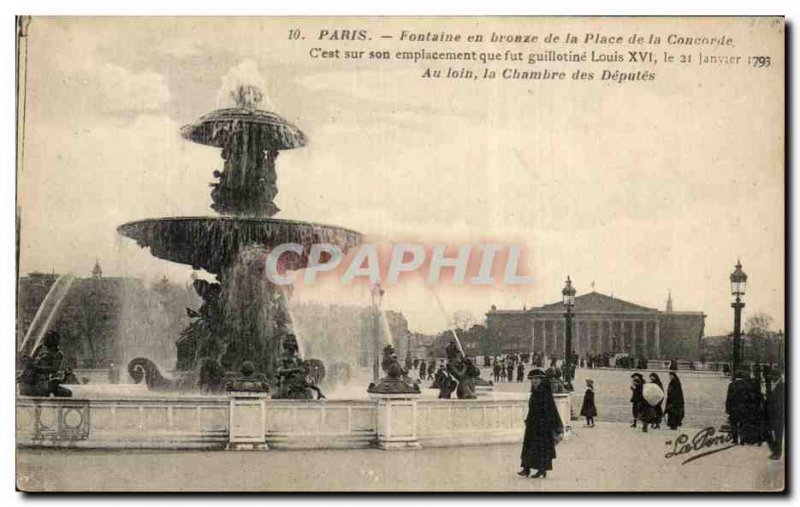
[528,318,661,357]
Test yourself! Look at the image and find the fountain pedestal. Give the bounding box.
[370,393,421,450]
[226,392,270,451]
[553,392,573,438]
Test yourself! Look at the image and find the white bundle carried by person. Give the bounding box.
[643,382,665,406]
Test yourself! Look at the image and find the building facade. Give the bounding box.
[486,292,705,360]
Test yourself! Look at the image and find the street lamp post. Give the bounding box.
[562,276,576,385]
[730,260,747,374]
[370,283,385,384]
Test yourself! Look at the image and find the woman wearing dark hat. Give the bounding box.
[665,372,685,430]
[519,368,563,479]
[580,379,597,427]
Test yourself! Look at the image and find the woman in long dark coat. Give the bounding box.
[630,373,655,432]
[665,372,685,430]
[630,373,644,428]
[580,378,597,427]
[519,369,563,479]
[649,373,665,429]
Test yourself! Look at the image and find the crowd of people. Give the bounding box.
[725,367,784,460]
[491,355,527,383]
[628,371,685,432]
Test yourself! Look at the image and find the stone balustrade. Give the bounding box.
[17,392,572,451]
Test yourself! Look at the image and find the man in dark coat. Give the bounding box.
[738,376,766,445]
[665,372,685,430]
[725,371,750,444]
[519,368,563,479]
[766,368,784,460]
[516,361,525,382]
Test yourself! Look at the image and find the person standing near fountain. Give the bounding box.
[519,368,563,479]
[18,331,72,398]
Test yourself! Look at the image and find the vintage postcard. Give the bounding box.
[15,16,784,492]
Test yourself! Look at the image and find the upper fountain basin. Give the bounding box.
[118,217,362,274]
[180,108,308,150]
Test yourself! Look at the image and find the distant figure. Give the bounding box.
[108,362,120,384]
[649,373,664,429]
[669,358,678,371]
[506,361,514,383]
[427,360,435,381]
[519,368,563,479]
[580,379,597,427]
[516,362,525,382]
[493,361,501,383]
[766,368,784,460]
[418,360,427,382]
[18,331,72,398]
[665,372,685,430]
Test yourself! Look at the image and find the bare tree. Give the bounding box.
[452,310,475,331]
[745,312,774,363]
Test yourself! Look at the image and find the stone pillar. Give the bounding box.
[655,319,661,358]
[227,391,270,451]
[591,321,597,353]
[638,320,643,356]
[628,321,634,355]
[371,393,421,450]
[530,319,536,355]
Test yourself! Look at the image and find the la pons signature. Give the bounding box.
[664,427,737,465]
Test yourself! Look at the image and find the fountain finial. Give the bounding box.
[231,84,263,110]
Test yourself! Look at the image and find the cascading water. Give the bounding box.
[18,273,76,357]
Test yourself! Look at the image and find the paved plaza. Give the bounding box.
[17,421,783,492]
[482,366,730,427]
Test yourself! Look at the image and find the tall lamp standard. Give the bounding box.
[370,283,385,384]
[562,276,577,382]
[730,261,748,374]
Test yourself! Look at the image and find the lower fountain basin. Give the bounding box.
[117,217,362,274]
[17,391,572,450]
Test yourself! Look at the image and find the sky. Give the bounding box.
[17,17,784,335]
